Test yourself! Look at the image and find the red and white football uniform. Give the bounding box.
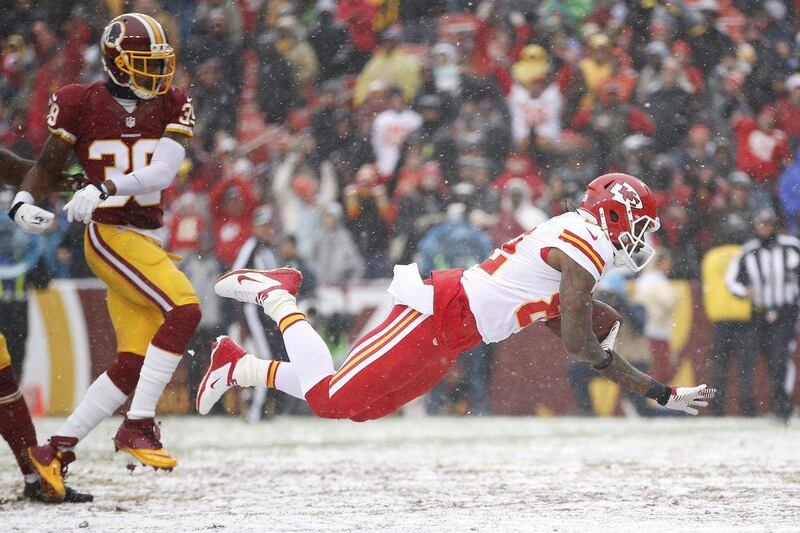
[47,81,193,229]
[461,211,615,343]
[203,174,661,422]
[255,213,613,422]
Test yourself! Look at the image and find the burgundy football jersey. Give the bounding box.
[46,81,194,229]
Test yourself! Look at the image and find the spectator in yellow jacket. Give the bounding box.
[354,26,420,106]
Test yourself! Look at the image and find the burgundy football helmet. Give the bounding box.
[100,13,175,100]
[579,173,660,271]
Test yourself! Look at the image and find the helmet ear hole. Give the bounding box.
[609,210,619,223]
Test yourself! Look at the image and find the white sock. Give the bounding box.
[273,362,304,399]
[281,321,334,395]
[261,291,299,324]
[232,355,305,400]
[127,345,181,420]
[24,473,38,484]
[232,353,270,387]
[56,372,127,441]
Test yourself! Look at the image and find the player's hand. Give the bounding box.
[10,202,55,233]
[662,384,716,415]
[63,183,108,224]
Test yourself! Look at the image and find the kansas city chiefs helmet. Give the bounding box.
[100,13,175,100]
[578,173,660,271]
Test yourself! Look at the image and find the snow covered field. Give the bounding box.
[1,416,799,532]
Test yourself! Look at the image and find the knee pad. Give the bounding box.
[152,303,202,354]
[106,352,145,395]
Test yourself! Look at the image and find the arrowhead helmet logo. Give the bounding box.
[125,116,135,128]
[609,182,643,209]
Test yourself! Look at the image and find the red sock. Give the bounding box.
[0,366,37,476]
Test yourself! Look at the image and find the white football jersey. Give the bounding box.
[460,212,615,343]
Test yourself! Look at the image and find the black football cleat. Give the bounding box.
[23,480,94,503]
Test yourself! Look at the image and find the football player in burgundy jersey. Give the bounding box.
[0,150,92,502]
[198,173,716,423]
[8,13,201,500]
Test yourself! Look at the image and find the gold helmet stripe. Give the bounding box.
[140,13,167,45]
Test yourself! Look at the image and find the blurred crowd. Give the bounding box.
[2,0,800,417]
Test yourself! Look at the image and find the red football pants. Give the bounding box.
[305,269,481,421]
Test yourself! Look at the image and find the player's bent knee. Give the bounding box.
[106,352,145,395]
[305,379,365,420]
[152,303,202,354]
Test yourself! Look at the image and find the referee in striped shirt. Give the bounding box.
[726,209,799,420]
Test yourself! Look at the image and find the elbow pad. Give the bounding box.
[110,136,185,196]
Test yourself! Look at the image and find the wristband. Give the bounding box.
[91,182,110,200]
[8,202,24,221]
[592,350,613,370]
[645,382,673,405]
[8,191,34,221]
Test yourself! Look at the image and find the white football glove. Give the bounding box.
[662,384,716,415]
[600,320,621,352]
[8,191,55,234]
[64,183,108,224]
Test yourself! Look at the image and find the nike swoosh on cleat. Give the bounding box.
[237,274,260,284]
[587,230,599,240]
[209,377,221,390]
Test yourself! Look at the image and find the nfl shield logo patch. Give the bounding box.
[125,116,136,128]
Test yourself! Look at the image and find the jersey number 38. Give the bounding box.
[88,139,160,207]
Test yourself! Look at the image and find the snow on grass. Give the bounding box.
[1,416,799,532]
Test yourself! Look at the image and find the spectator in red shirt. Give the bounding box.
[733,106,792,208]
[775,74,800,144]
[734,106,791,182]
[338,0,378,71]
[168,193,207,256]
[209,167,259,267]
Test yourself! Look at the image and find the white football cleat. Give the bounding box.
[214,268,303,305]
[196,336,247,415]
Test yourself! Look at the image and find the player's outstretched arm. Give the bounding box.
[19,134,71,199]
[8,134,72,233]
[0,147,82,192]
[551,248,716,415]
[0,147,34,187]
